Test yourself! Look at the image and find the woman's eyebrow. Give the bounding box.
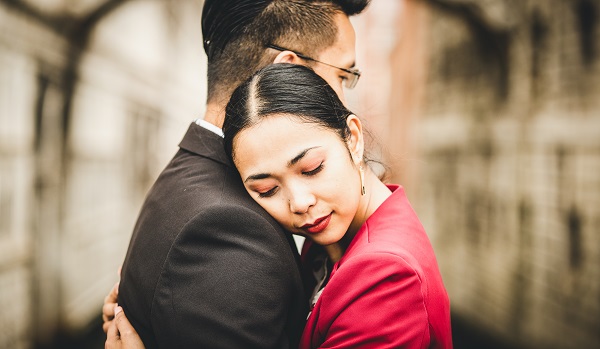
[244,173,270,183]
[244,146,322,183]
[288,146,321,167]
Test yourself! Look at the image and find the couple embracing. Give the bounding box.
[103,1,452,348]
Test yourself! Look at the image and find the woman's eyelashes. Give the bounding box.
[302,161,324,176]
[254,161,324,198]
[257,186,278,198]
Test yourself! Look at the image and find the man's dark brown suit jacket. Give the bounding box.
[119,123,307,348]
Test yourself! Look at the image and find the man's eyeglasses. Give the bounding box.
[266,44,361,89]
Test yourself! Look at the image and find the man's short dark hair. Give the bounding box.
[201,0,370,105]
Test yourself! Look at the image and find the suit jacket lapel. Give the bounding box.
[179,122,231,167]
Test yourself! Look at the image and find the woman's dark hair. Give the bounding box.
[223,63,355,161]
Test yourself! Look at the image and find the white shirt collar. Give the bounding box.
[195,118,224,138]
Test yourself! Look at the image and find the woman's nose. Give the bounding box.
[288,187,316,214]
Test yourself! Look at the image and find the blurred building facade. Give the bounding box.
[0,0,599,348]
[352,0,600,348]
[0,0,206,347]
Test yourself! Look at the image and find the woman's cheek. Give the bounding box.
[267,201,292,229]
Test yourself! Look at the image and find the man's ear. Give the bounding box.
[273,50,304,64]
[346,114,365,165]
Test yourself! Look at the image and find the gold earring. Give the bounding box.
[359,165,366,195]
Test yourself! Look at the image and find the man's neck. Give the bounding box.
[202,102,226,129]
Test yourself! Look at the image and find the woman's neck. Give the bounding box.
[324,244,344,263]
[325,168,392,263]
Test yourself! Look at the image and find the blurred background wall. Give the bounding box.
[0,0,206,347]
[349,1,600,348]
[0,0,598,348]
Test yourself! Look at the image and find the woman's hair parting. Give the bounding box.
[223,63,355,160]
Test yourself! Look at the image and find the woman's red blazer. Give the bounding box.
[300,185,453,349]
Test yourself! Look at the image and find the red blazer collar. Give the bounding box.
[341,184,411,260]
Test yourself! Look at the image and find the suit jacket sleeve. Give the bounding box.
[315,252,430,349]
[150,204,297,349]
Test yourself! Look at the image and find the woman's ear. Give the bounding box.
[272,50,304,64]
[346,114,364,165]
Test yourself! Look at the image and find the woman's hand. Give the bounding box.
[105,306,146,349]
[103,266,122,333]
[102,281,120,333]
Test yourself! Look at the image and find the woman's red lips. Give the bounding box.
[301,214,332,234]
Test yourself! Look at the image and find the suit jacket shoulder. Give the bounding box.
[120,123,307,349]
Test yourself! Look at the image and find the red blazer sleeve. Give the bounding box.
[308,252,431,349]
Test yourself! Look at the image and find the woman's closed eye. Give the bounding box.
[257,186,279,198]
[302,161,324,176]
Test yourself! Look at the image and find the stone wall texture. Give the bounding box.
[352,1,600,348]
[0,0,205,347]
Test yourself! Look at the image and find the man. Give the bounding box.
[103,0,369,348]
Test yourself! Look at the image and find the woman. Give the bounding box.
[107,64,452,348]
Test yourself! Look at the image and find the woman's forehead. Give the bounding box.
[237,115,327,142]
[233,116,340,167]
